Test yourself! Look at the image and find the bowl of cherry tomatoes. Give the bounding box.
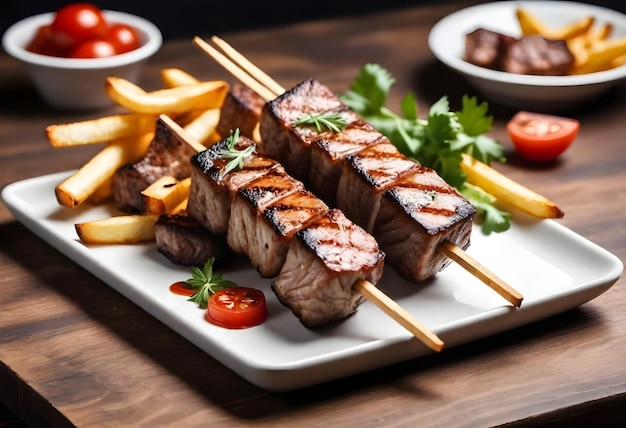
[2,3,162,110]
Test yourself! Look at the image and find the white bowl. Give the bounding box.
[2,10,162,110]
[428,1,626,110]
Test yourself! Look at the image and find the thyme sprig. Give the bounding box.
[293,112,348,133]
[186,257,237,308]
[218,128,256,177]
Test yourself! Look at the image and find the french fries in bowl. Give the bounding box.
[428,1,626,110]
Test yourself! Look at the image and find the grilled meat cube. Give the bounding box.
[336,142,422,232]
[186,135,281,235]
[502,35,574,76]
[216,84,265,141]
[308,119,388,206]
[273,208,385,327]
[227,168,305,261]
[231,188,329,278]
[154,211,232,267]
[373,167,476,282]
[260,77,360,181]
[464,27,516,70]
[112,118,197,213]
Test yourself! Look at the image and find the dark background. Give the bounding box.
[2,1,625,42]
[2,0,437,41]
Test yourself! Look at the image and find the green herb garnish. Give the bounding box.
[186,257,237,308]
[293,112,348,133]
[218,128,255,178]
[339,63,510,234]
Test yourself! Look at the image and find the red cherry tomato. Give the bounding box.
[206,287,268,329]
[70,39,117,58]
[107,23,141,54]
[50,3,108,51]
[25,24,66,57]
[507,111,579,161]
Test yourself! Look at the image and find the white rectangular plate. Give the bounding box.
[3,171,623,391]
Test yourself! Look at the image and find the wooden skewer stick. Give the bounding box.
[439,241,523,307]
[193,36,278,102]
[354,280,444,351]
[160,112,445,353]
[209,35,287,97]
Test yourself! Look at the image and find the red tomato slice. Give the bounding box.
[50,3,108,51]
[70,39,117,58]
[206,287,267,329]
[107,23,141,54]
[507,111,579,161]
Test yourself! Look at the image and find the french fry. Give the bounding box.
[182,108,221,144]
[572,36,626,74]
[55,132,153,208]
[516,8,552,37]
[75,214,159,244]
[46,113,156,147]
[516,8,594,40]
[160,69,220,130]
[587,22,614,44]
[87,176,113,204]
[141,176,191,214]
[171,197,188,214]
[461,154,564,219]
[161,68,200,87]
[104,76,229,114]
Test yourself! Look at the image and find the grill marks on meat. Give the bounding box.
[274,209,384,327]
[260,78,360,182]
[337,142,422,233]
[373,167,475,282]
[464,27,575,76]
[112,118,198,213]
[309,120,388,206]
[232,188,329,278]
[227,167,305,267]
[259,78,476,283]
[186,131,385,327]
[187,135,281,235]
[154,211,231,267]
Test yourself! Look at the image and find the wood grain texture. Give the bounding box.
[1,1,626,426]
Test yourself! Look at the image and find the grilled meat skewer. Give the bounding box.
[260,78,477,284]
[185,132,385,327]
[167,116,442,350]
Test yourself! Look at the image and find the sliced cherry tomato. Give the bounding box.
[206,287,268,329]
[507,111,579,161]
[50,3,108,51]
[107,23,141,54]
[70,39,117,58]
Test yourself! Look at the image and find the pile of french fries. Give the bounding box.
[48,67,564,247]
[47,68,229,244]
[516,7,626,74]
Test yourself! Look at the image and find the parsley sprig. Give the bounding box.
[293,112,348,133]
[218,128,256,178]
[186,257,237,308]
[339,63,510,234]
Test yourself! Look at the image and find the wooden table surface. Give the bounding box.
[1,2,625,426]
